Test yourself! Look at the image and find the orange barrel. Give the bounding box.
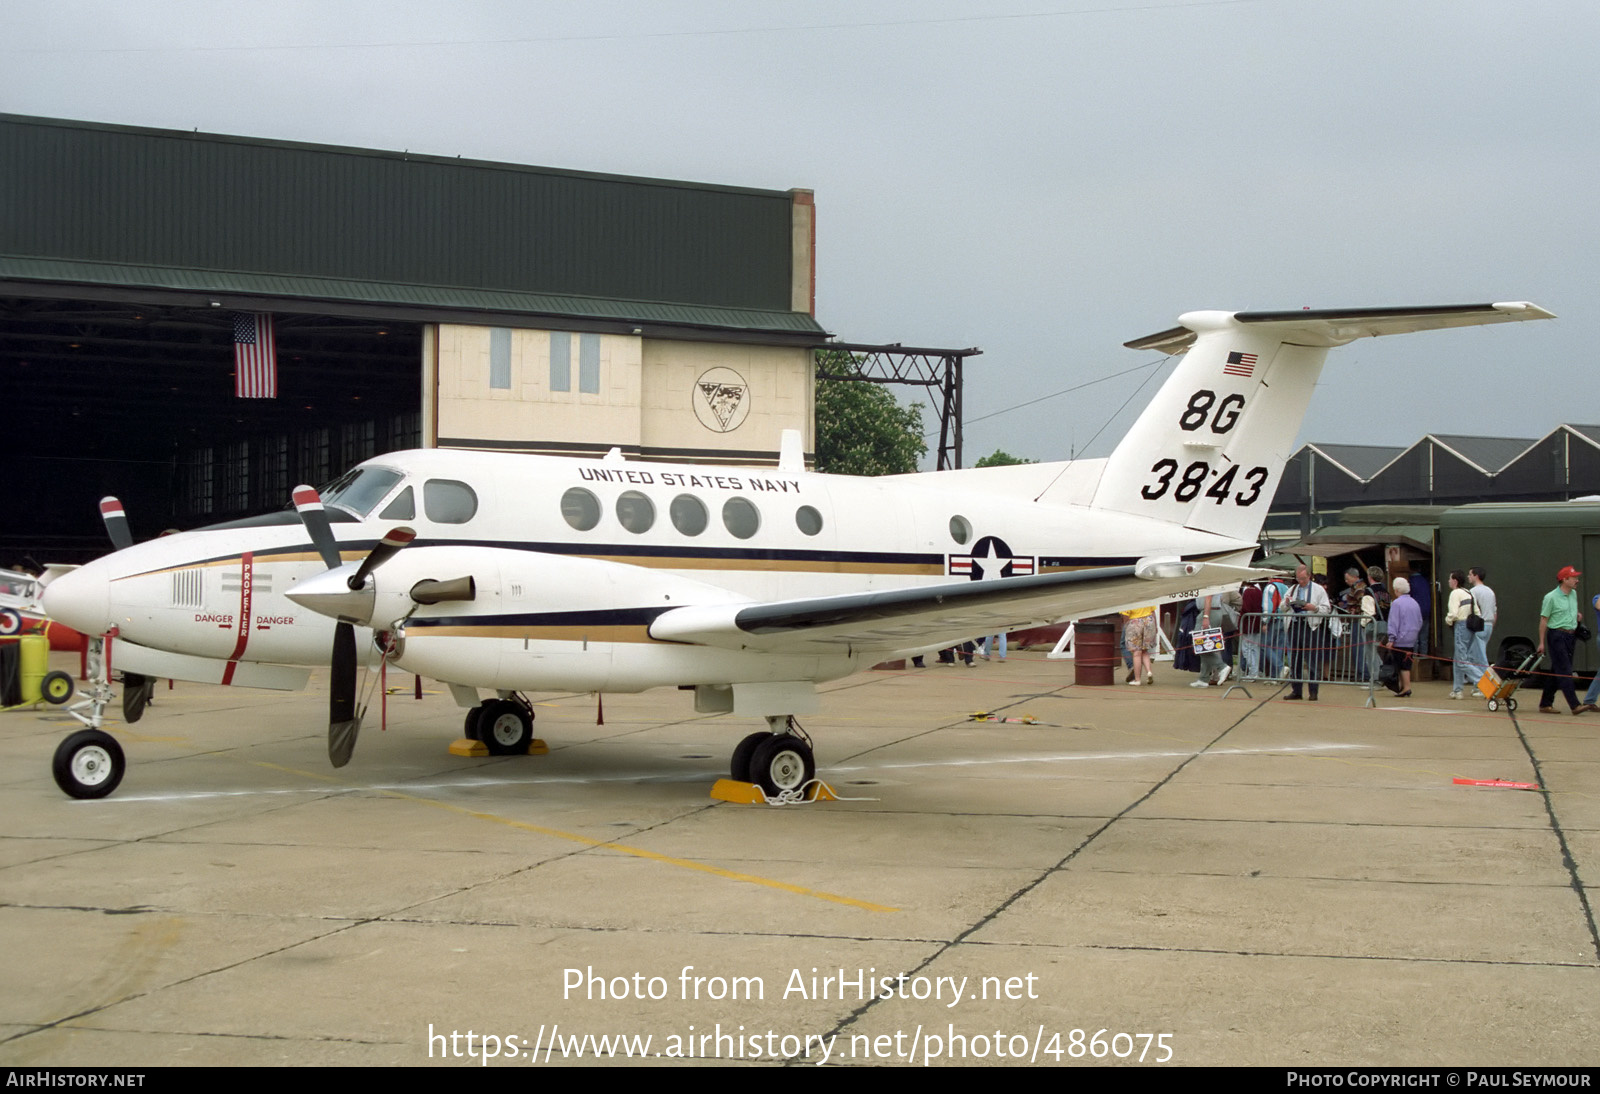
[1074,616,1123,686]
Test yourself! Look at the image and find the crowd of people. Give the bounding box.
[936,561,1600,713]
[1113,561,1554,702]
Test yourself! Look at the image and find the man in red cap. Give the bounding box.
[1538,565,1586,714]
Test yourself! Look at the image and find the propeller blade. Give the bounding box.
[292,485,343,570]
[409,576,477,605]
[122,672,154,723]
[348,526,416,591]
[100,497,133,551]
[328,620,360,767]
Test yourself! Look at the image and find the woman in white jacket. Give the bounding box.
[1445,570,1477,700]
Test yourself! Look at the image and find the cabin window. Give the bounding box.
[378,486,415,520]
[322,466,404,518]
[424,479,478,524]
[722,497,760,539]
[795,505,824,536]
[949,515,971,545]
[616,491,655,534]
[670,494,708,536]
[561,487,601,531]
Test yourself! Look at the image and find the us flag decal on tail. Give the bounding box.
[1223,351,1257,377]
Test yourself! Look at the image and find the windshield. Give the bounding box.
[320,466,405,518]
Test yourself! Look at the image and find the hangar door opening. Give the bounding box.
[1,299,421,564]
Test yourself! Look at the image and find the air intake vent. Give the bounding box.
[171,569,203,608]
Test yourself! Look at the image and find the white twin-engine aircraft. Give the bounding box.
[41,303,1553,798]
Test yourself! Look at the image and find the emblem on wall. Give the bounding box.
[693,367,750,433]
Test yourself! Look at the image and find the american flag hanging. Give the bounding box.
[233,312,277,398]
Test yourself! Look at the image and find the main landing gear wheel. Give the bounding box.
[463,706,486,741]
[749,734,815,797]
[52,729,125,799]
[730,731,773,782]
[40,670,75,705]
[480,699,534,755]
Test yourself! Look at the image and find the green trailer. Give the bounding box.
[1437,501,1600,672]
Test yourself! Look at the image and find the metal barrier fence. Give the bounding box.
[1229,611,1381,707]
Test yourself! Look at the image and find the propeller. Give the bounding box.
[291,484,384,768]
[97,497,151,719]
[288,486,474,769]
[123,673,154,723]
[99,497,133,551]
[291,485,343,570]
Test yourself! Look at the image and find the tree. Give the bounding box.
[973,449,1034,467]
[813,351,926,476]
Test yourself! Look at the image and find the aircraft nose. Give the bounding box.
[40,563,111,635]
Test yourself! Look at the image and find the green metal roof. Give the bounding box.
[0,254,825,337]
[1,114,821,338]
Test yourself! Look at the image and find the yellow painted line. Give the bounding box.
[251,760,898,913]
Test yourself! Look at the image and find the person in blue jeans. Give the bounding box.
[1445,570,1477,700]
[1467,567,1496,683]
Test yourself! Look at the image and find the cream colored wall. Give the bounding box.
[434,325,643,448]
[640,341,812,458]
[432,323,811,461]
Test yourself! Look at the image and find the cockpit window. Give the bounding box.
[423,479,478,524]
[321,467,404,518]
[378,486,415,520]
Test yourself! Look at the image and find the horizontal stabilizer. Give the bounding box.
[1125,302,1555,354]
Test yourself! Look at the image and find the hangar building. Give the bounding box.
[0,115,824,563]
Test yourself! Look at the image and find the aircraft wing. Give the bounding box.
[648,559,1270,656]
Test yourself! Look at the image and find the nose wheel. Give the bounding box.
[52,729,126,799]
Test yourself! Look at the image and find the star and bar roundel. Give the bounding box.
[947,535,1036,581]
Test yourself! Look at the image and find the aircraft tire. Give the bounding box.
[480,700,533,755]
[749,734,815,797]
[52,729,125,800]
[40,671,75,705]
[463,705,485,741]
[730,731,772,782]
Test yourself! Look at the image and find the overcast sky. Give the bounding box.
[3,0,1592,465]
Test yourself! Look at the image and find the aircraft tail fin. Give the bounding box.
[1077,302,1553,543]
